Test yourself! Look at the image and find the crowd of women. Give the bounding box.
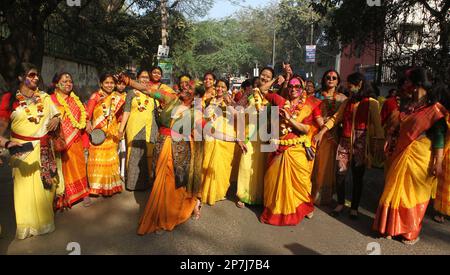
[0,62,448,246]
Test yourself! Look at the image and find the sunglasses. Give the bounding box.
[27,72,39,78]
[288,84,302,89]
[326,76,338,81]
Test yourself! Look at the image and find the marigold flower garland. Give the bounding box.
[135,91,150,112]
[16,90,44,124]
[56,91,87,129]
[101,92,120,123]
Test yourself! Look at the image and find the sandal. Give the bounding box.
[402,237,420,245]
[330,205,345,217]
[433,215,445,224]
[236,201,246,209]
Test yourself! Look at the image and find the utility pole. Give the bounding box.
[309,4,314,81]
[161,0,168,47]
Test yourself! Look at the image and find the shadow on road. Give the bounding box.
[284,243,321,255]
[0,164,16,254]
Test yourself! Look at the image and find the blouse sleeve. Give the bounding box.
[264,92,286,108]
[0,92,12,121]
[430,118,447,149]
[85,93,99,120]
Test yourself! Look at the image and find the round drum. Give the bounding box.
[90,129,107,146]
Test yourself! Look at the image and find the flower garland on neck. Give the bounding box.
[100,90,120,122]
[135,90,150,112]
[280,93,307,135]
[56,91,87,129]
[16,89,44,124]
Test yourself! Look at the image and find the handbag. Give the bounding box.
[50,124,66,152]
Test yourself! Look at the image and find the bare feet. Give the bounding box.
[192,199,202,220]
[82,196,92,207]
[306,211,314,219]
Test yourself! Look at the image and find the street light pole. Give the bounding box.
[272,27,276,68]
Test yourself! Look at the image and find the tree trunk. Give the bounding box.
[438,20,449,85]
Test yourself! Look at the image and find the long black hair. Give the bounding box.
[405,67,437,104]
[347,72,374,97]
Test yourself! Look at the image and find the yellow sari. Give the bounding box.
[260,94,315,226]
[373,103,447,240]
[9,92,61,239]
[236,97,266,205]
[87,91,125,196]
[201,104,236,205]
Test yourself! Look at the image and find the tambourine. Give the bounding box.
[89,129,107,146]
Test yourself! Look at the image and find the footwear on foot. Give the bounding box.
[236,201,246,209]
[349,209,359,220]
[433,215,445,224]
[402,237,420,245]
[330,205,344,217]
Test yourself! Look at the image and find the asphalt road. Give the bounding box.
[0,163,449,255]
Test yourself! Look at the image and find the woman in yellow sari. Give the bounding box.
[0,64,62,239]
[86,73,125,196]
[260,75,317,226]
[201,79,237,205]
[50,72,91,209]
[373,68,448,244]
[234,72,272,208]
[118,70,158,191]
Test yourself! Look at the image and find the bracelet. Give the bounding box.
[4,141,11,148]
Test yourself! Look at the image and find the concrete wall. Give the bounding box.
[41,56,99,102]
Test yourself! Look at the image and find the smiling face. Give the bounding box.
[101,76,116,94]
[259,69,273,86]
[150,68,162,83]
[22,69,40,91]
[288,78,303,100]
[203,74,215,90]
[57,74,74,95]
[215,81,227,97]
[138,71,150,85]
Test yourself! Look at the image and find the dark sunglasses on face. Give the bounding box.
[27,72,39,78]
[288,84,302,89]
[326,76,337,81]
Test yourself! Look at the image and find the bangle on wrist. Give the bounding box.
[4,141,11,148]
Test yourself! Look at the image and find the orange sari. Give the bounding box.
[51,92,90,209]
[86,91,125,196]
